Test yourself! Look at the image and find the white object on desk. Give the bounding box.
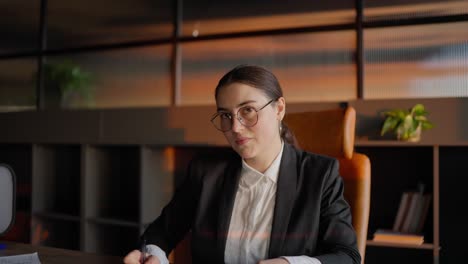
[0,252,41,264]
[0,164,15,235]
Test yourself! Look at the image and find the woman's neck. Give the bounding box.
[244,138,283,173]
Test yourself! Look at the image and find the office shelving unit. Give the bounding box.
[0,142,175,256]
[355,143,436,263]
[349,98,468,264]
[353,142,468,264]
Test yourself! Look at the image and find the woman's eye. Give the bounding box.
[220,113,231,119]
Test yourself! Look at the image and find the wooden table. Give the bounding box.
[0,241,123,264]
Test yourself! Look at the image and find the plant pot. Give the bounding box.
[397,124,422,142]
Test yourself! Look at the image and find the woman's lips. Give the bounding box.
[235,138,250,145]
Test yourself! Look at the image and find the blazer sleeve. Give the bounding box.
[315,159,361,264]
[141,158,201,256]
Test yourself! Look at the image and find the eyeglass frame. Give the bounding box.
[210,99,277,132]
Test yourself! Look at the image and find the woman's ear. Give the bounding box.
[276,97,286,120]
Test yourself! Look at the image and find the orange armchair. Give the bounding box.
[284,106,371,263]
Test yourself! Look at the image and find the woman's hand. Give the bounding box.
[123,250,161,264]
[258,258,289,264]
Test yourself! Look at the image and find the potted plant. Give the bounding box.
[43,61,93,108]
[380,104,434,142]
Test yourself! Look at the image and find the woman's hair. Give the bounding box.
[215,65,296,146]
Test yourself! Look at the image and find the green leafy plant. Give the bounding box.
[43,61,93,107]
[380,104,434,142]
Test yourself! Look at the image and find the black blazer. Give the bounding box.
[142,143,361,264]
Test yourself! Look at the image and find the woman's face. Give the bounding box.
[215,82,285,161]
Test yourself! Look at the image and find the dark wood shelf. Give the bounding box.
[366,240,435,250]
[355,140,435,147]
[355,139,468,147]
[33,211,81,222]
[87,217,140,228]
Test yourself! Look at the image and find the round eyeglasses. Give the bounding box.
[211,99,275,132]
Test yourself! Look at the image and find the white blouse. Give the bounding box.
[224,144,283,263]
[224,143,320,264]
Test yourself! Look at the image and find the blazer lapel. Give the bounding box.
[269,143,298,257]
[216,157,242,262]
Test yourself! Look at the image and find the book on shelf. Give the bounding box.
[392,192,411,232]
[373,184,432,245]
[415,195,432,234]
[401,191,423,233]
[393,184,432,234]
[372,229,424,245]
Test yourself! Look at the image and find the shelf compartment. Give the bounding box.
[140,146,175,224]
[356,146,434,244]
[365,245,433,264]
[439,146,468,263]
[84,221,140,257]
[32,144,81,216]
[32,215,80,251]
[84,145,140,222]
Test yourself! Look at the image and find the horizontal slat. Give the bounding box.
[366,240,436,250]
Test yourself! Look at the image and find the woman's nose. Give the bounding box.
[231,115,244,132]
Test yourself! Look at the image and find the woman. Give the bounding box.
[124,65,360,264]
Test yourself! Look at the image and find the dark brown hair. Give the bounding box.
[215,65,296,145]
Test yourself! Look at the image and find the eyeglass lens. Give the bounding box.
[213,106,258,131]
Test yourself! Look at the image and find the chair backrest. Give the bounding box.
[284,106,371,263]
[0,163,16,236]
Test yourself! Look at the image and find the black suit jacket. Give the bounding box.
[142,143,361,264]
